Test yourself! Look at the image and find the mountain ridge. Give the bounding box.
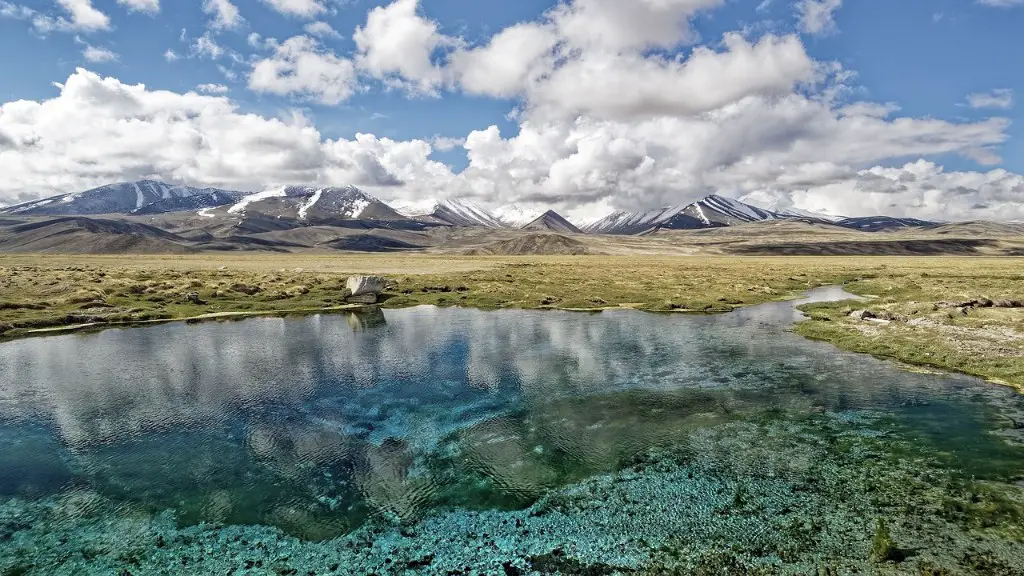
[1,180,946,235]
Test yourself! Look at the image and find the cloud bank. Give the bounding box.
[0,0,1021,222]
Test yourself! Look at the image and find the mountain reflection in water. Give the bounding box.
[0,290,1022,541]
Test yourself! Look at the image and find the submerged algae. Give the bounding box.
[3,414,1024,575]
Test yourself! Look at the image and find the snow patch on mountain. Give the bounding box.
[228,186,288,215]
[495,205,544,228]
[297,188,324,220]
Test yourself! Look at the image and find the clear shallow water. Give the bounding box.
[1,287,1024,575]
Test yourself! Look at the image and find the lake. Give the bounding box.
[1,287,1023,575]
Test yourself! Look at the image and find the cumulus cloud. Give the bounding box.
[248,36,357,105]
[304,20,341,38]
[967,89,1015,110]
[448,23,558,98]
[28,0,110,32]
[354,0,454,95]
[551,0,724,50]
[776,161,1024,221]
[2,0,1023,223]
[116,0,159,14]
[0,69,448,203]
[261,0,325,18]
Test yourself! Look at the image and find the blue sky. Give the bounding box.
[0,0,1022,221]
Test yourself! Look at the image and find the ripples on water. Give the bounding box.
[1,287,1023,574]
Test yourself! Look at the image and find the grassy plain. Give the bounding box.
[2,253,1023,390]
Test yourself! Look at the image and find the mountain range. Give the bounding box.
[0,179,939,235]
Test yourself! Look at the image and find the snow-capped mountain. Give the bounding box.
[494,205,544,228]
[584,195,779,235]
[521,210,582,234]
[226,185,405,222]
[132,190,248,215]
[0,180,244,216]
[392,198,504,228]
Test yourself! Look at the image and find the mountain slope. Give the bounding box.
[836,216,936,232]
[227,186,406,222]
[585,195,778,235]
[773,207,845,223]
[0,217,193,253]
[393,198,504,228]
[495,205,544,228]
[0,181,244,216]
[132,190,249,215]
[521,210,583,233]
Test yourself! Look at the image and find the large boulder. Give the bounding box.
[346,275,387,297]
[849,309,876,321]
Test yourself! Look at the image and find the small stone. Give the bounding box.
[849,310,876,320]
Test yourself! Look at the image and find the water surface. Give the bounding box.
[1,288,1023,574]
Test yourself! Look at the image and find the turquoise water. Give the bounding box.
[1,288,1023,574]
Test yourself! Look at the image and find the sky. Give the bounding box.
[0,0,1022,223]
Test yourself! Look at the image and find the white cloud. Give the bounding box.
[202,0,243,30]
[432,136,466,152]
[163,49,179,62]
[354,0,453,95]
[975,0,1024,6]
[2,0,1023,223]
[304,20,340,38]
[191,32,227,60]
[196,83,229,94]
[57,0,109,29]
[967,89,1015,110]
[249,36,357,105]
[29,0,110,32]
[0,69,444,204]
[524,33,815,122]
[261,0,325,18]
[449,23,558,98]
[777,160,1024,221]
[0,2,34,19]
[116,0,159,14]
[551,0,725,51]
[82,44,118,62]
[796,0,843,36]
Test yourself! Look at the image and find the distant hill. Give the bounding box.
[0,217,193,253]
[835,216,937,232]
[521,210,582,233]
[466,233,591,255]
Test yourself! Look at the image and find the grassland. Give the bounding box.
[2,253,1023,391]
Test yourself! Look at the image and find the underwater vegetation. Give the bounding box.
[2,411,1024,575]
